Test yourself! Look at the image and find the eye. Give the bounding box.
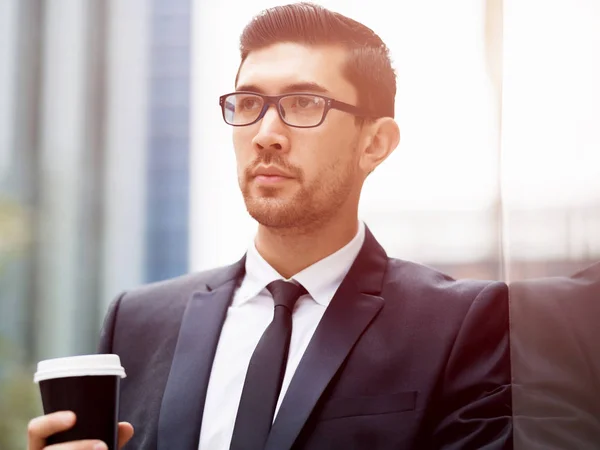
[242,99,258,109]
[238,96,261,111]
[296,96,313,108]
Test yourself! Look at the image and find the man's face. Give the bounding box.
[233,42,365,230]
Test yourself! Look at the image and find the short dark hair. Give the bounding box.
[236,2,396,119]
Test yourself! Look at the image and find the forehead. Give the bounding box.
[236,42,357,101]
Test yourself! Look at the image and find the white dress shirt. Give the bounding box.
[198,221,366,450]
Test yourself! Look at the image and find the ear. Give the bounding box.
[359,117,400,176]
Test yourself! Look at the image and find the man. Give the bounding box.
[28,3,511,449]
[511,261,600,450]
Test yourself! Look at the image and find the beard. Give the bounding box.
[239,150,356,231]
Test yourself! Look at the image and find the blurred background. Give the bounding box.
[0,0,598,447]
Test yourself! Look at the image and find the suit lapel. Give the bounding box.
[157,257,245,450]
[265,228,389,450]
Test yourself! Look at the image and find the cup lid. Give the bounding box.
[34,354,126,383]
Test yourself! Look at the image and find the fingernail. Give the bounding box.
[94,443,108,450]
[61,411,75,424]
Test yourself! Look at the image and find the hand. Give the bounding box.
[27,411,135,449]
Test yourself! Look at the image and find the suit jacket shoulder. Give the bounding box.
[99,258,245,350]
[384,256,507,311]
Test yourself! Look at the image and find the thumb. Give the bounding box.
[118,421,135,449]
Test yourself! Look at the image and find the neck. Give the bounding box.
[254,213,359,279]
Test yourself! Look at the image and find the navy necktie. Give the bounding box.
[229,280,307,450]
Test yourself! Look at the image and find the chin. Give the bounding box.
[245,197,335,233]
[246,199,298,228]
[245,194,311,226]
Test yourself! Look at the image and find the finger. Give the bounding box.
[27,411,76,449]
[117,422,135,449]
[44,440,107,450]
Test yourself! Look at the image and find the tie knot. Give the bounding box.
[266,280,307,311]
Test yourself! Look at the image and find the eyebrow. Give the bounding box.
[235,81,331,95]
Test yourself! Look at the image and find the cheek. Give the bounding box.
[312,129,357,169]
[300,150,346,187]
[232,131,253,169]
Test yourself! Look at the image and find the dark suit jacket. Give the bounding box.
[98,227,512,449]
[510,262,600,450]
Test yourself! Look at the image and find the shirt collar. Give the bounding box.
[235,221,366,307]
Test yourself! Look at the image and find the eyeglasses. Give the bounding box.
[219,92,373,128]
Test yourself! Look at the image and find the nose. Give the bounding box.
[252,104,290,152]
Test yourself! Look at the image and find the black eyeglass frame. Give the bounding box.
[218,91,375,128]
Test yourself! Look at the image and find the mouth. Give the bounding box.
[252,165,295,184]
[253,174,292,185]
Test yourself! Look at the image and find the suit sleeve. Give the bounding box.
[430,281,512,450]
[97,291,126,354]
[511,280,600,449]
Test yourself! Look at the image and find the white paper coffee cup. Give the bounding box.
[34,354,126,449]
